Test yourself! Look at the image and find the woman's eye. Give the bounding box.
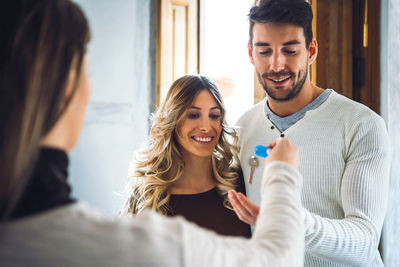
[209,114,221,120]
[187,113,200,119]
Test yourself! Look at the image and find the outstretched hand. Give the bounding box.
[229,138,299,225]
[228,190,260,226]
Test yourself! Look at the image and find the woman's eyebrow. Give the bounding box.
[188,106,220,110]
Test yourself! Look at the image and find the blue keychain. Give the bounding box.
[255,145,270,158]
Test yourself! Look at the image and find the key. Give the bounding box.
[248,155,259,184]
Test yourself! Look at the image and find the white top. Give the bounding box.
[236,91,391,267]
[0,162,303,267]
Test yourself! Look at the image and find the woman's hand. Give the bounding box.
[265,137,299,168]
[228,138,299,226]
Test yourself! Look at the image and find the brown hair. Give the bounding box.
[0,0,90,220]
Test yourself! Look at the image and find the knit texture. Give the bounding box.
[236,91,391,267]
[0,163,304,266]
[265,89,332,132]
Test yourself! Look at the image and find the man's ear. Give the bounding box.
[308,38,318,65]
[248,42,255,65]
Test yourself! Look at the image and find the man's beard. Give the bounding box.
[257,65,308,102]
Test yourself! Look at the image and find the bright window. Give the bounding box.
[200,0,255,125]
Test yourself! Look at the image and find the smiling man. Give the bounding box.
[231,0,391,266]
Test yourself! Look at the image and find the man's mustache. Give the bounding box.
[261,71,295,79]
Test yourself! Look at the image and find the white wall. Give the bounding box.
[380,0,400,265]
[69,0,157,217]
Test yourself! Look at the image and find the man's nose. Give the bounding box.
[270,53,286,73]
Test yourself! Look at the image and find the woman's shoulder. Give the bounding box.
[120,187,141,217]
[235,168,247,194]
[227,166,246,194]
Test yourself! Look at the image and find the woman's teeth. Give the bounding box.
[193,137,212,142]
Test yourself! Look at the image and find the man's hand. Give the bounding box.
[229,138,299,225]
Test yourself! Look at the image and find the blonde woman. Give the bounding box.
[123,75,251,237]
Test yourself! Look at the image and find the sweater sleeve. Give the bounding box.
[304,114,391,266]
[179,162,304,266]
[0,163,303,266]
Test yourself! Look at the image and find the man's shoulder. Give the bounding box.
[328,90,382,122]
[323,91,388,142]
[236,98,266,127]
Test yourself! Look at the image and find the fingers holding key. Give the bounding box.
[265,138,299,168]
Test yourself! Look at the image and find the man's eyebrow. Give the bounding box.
[254,42,270,47]
[282,40,301,46]
[253,40,301,47]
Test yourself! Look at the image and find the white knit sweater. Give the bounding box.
[236,91,391,267]
[0,162,303,267]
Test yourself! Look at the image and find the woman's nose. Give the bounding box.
[199,117,211,132]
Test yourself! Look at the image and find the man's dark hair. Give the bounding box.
[248,0,313,48]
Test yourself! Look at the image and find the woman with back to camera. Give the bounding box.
[122,75,250,237]
[0,0,305,266]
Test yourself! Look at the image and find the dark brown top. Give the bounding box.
[168,177,251,238]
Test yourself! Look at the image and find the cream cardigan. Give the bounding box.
[237,91,391,266]
[0,162,303,267]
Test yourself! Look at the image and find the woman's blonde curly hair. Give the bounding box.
[124,75,240,215]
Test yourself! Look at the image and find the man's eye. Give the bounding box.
[260,50,272,56]
[284,50,296,55]
[209,114,221,120]
[187,113,200,119]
